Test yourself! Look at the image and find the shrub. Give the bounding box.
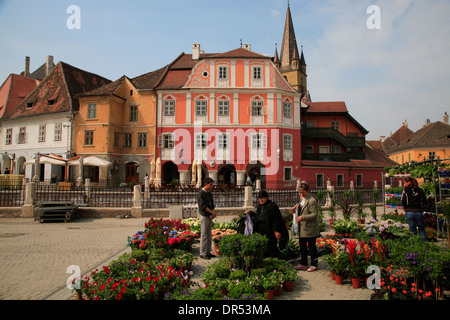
[229,270,247,281]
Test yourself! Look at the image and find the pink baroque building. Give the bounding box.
[154,44,303,189]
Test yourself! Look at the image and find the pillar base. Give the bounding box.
[22,204,34,218]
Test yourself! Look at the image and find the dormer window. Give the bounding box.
[26,102,34,108]
[47,97,58,105]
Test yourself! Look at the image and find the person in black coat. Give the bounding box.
[401,176,428,240]
[198,177,216,259]
[245,190,289,258]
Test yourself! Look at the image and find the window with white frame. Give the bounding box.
[316,174,324,188]
[162,133,174,149]
[331,120,340,131]
[304,145,314,154]
[123,133,132,148]
[129,105,138,122]
[163,99,175,116]
[54,123,62,141]
[332,145,341,154]
[87,104,97,119]
[195,133,207,149]
[218,100,230,116]
[38,124,46,142]
[251,133,266,149]
[218,66,228,80]
[253,66,262,80]
[337,174,344,188]
[18,127,26,144]
[251,100,263,116]
[138,133,147,148]
[283,134,293,150]
[283,101,292,118]
[114,132,120,147]
[306,120,315,128]
[84,130,94,145]
[284,167,292,181]
[356,174,363,187]
[5,128,12,145]
[250,133,266,161]
[195,99,208,116]
[217,133,229,149]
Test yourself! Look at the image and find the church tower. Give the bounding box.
[278,3,308,99]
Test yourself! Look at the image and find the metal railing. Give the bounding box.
[0,180,382,209]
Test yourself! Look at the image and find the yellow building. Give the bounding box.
[382,116,450,164]
[75,68,165,183]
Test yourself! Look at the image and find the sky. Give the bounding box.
[0,0,449,141]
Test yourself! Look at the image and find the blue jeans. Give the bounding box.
[405,211,426,240]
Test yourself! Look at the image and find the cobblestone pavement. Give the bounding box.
[0,212,380,300]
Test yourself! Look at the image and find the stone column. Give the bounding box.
[243,186,254,210]
[22,182,35,217]
[85,178,91,201]
[130,184,143,218]
[179,170,189,186]
[236,170,246,186]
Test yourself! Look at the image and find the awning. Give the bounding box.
[24,156,66,166]
[69,156,111,167]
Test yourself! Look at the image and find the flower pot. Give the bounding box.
[351,278,361,289]
[265,289,274,300]
[274,285,282,296]
[335,275,345,285]
[284,281,295,292]
[214,245,221,256]
[75,291,82,300]
[381,232,393,239]
[330,271,336,280]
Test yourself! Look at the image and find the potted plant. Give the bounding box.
[328,190,337,227]
[119,182,127,191]
[340,190,357,221]
[332,251,350,285]
[436,201,450,247]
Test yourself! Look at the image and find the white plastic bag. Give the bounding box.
[244,214,253,235]
[291,208,299,235]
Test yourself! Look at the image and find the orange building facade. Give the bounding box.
[75,70,164,183]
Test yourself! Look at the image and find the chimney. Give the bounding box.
[243,43,251,51]
[46,55,54,76]
[444,112,449,124]
[192,43,200,60]
[25,56,30,77]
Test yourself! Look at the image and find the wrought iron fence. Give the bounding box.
[0,180,383,210]
[141,186,246,209]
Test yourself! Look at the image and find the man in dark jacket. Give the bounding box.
[198,177,216,259]
[245,190,289,258]
[401,177,428,240]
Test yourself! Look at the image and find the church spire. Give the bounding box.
[280,2,300,71]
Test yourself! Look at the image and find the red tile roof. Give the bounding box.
[306,101,348,113]
[302,145,397,169]
[211,48,271,59]
[154,48,272,90]
[0,74,37,119]
[4,62,110,120]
